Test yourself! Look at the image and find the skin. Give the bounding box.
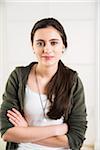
[2,26,70,148]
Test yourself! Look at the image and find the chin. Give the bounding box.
[42,61,58,67]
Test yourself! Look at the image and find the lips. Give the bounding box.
[42,56,54,59]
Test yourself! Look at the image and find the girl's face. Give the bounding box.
[32,26,65,67]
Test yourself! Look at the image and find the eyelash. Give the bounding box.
[37,42,44,46]
[51,42,58,46]
[36,41,58,47]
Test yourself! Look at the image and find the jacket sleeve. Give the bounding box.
[0,68,20,137]
[66,75,87,150]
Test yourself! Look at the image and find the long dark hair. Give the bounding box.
[47,60,76,119]
[31,18,76,119]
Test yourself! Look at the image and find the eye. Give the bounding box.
[36,41,44,47]
[51,41,58,46]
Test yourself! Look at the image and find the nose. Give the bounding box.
[43,43,52,53]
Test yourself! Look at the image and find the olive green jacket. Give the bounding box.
[0,62,87,150]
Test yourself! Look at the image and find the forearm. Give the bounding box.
[2,125,57,143]
[33,135,70,148]
[3,108,68,144]
[2,123,68,143]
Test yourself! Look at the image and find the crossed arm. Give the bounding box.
[2,108,70,148]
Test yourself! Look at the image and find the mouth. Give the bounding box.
[42,56,54,60]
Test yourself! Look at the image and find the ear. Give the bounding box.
[62,45,65,53]
[62,44,65,49]
[33,49,35,54]
[62,49,65,53]
[32,45,35,53]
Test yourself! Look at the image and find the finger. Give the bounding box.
[12,108,24,119]
[7,113,20,122]
[7,110,27,126]
[12,108,22,116]
[9,118,18,127]
[7,110,21,121]
[12,108,27,122]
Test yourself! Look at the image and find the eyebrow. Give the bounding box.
[50,39,59,41]
[36,39,60,42]
[36,39,44,42]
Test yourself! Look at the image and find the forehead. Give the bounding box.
[33,26,62,40]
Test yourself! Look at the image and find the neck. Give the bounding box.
[36,63,58,79]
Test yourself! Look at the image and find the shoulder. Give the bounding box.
[66,66,83,83]
[7,62,37,83]
[64,65,78,85]
[15,62,36,72]
[65,65,84,94]
[66,66,77,76]
[12,62,36,76]
[70,71,85,106]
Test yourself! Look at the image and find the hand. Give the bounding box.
[7,108,28,127]
[55,123,68,136]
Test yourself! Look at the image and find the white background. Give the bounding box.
[0,0,100,149]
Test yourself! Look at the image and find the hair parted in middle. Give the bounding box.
[31,18,67,48]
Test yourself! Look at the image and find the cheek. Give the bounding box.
[56,46,63,53]
[34,48,42,54]
[55,44,64,52]
[55,51,63,58]
[35,52,42,58]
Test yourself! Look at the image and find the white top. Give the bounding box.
[17,85,68,150]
